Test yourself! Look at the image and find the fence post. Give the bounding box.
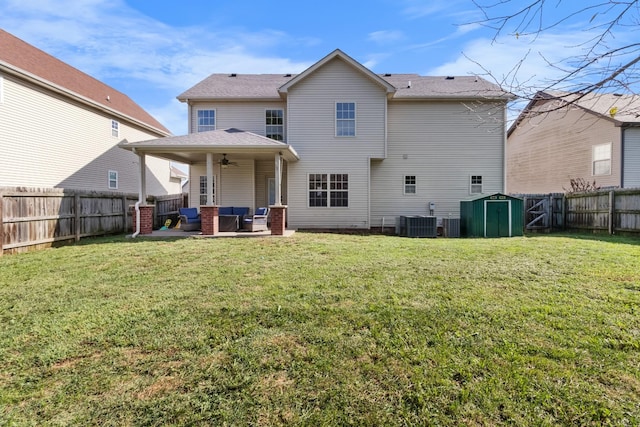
[122,196,128,233]
[75,193,81,241]
[609,190,615,235]
[548,194,554,230]
[0,193,4,257]
[562,194,567,231]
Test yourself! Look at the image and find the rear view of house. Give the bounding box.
[0,29,178,194]
[508,91,640,193]
[121,49,512,232]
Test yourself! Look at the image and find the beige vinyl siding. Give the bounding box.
[369,101,506,225]
[285,57,387,228]
[507,104,621,193]
[190,102,287,138]
[624,128,640,188]
[189,159,256,210]
[0,73,175,195]
[254,160,288,207]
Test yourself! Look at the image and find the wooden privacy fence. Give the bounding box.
[1,187,186,255]
[513,188,640,235]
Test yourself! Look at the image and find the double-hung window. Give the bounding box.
[111,120,119,137]
[309,174,349,207]
[197,110,215,132]
[108,170,118,189]
[593,143,611,176]
[336,102,355,137]
[199,175,216,205]
[470,175,483,194]
[266,109,284,141]
[404,175,417,195]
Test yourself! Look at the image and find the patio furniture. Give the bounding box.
[243,207,269,232]
[179,207,201,231]
[218,206,250,231]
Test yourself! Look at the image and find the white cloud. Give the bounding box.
[368,30,405,45]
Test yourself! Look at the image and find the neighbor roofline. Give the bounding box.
[0,60,171,137]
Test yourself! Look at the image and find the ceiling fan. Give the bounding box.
[219,153,238,168]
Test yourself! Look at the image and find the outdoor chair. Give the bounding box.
[178,207,201,231]
[243,207,269,232]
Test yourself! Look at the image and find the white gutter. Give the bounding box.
[132,201,141,238]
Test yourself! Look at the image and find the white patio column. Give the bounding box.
[138,150,147,203]
[206,152,214,205]
[274,152,283,206]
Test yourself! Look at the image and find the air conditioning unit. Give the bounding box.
[400,215,437,238]
[442,217,460,238]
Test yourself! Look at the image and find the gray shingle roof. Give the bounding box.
[122,128,291,147]
[178,70,511,101]
[543,90,640,123]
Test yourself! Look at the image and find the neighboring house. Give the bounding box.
[507,90,640,193]
[0,29,179,195]
[120,49,512,230]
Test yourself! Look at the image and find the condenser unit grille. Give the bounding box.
[400,215,437,237]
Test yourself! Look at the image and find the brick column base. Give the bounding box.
[200,205,219,235]
[269,205,287,236]
[132,205,155,235]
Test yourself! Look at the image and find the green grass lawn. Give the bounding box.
[1,232,639,426]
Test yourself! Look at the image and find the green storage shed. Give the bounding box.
[460,193,523,237]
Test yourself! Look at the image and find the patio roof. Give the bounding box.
[118,128,300,164]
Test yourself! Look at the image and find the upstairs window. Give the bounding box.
[108,170,118,189]
[404,175,417,195]
[309,174,349,207]
[266,109,284,141]
[197,110,216,132]
[111,120,119,137]
[470,175,483,194]
[0,75,4,104]
[336,102,356,137]
[593,143,611,176]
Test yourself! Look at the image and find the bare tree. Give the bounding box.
[469,0,640,102]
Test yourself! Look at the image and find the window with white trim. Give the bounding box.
[266,109,284,141]
[0,75,4,104]
[336,102,355,136]
[309,174,349,207]
[111,120,119,137]
[108,170,118,189]
[197,110,216,132]
[593,143,611,176]
[470,175,483,194]
[404,175,416,194]
[199,175,216,205]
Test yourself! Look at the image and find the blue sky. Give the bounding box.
[1,0,636,135]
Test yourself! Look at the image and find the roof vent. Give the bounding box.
[384,73,392,77]
[445,76,455,80]
[229,73,237,77]
[284,73,292,77]
[614,93,623,97]
[407,80,412,88]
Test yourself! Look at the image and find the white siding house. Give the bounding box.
[0,29,178,195]
[121,49,512,230]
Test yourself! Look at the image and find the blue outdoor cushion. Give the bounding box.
[219,206,233,215]
[179,207,199,219]
[255,207,268,216]
[233,207,250,216]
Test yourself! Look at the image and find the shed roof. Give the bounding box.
[0,29,170,136]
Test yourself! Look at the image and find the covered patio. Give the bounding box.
[119,128,300,237]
